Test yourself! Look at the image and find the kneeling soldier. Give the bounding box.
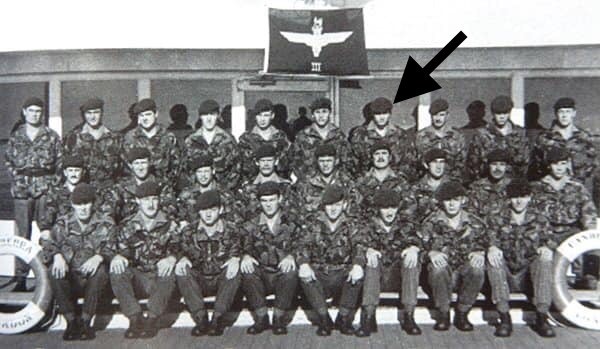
[240,181,301,335]
[175,190,242,336]
[43,183,113,341]
[486,179,556,338]
[297,185,366,336]
[110,181,178,339]
[357,189,422,337]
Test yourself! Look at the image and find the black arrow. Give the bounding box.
[394,31,467,103]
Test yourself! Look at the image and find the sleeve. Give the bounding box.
[512,134,531,177]
[350,223,368,267]
[465,133,485,181]
[4,136,17,175]
[239,222,254,257]
[37,190,58,230]
[167,134,182,187]
[419,219,436,251]
[287,136,305,180]
[295,223,313,265]
[471,218,489,251]
[580,188,598,230]
[348,130,370,176]
[275,137,292,178]
[221,140,242,191]
[96,220,117,262]
[114,222,134,260]
[53,132,63,176]
[46,219,68,262]
[403,222,423,250]
[237,136,256,181]
[226,227,242,258]
[177,226,196,261]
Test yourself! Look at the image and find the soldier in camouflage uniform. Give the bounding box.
[5,97,62,289]
[123,99,180,187]
[350,97,418,181]
[422,181,487,332]
[297,185,367,336]
[410,148,453,222]
[356,189,422,337]
[288,97,357,180]
[63,98,123,190]
[238,99,291,181]
[466,96,530,182]
[109,181,179,339]
[466,148,512,217]
[415,99,466,180]
[42,184,114,341]
[175,190,242,336]
[240,182,301,335]
[486,179,556,338]
[183,99,241,191]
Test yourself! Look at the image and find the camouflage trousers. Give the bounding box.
[241,266,298,315]
[49,266,109,321]
[362,262,420,315]
[427,262,485,313]
[300,265,362,316]
[487,257,552,313]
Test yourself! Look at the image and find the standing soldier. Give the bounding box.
[240,182,301,335]
[63,98,123,190]
[297,185,366,336]
[288,97,356,180]
[175,190,242,336]
[42,184,114,341]
[183,99,241,191]
[350,97,417,180]
[357,189,422,337]
[410,149,453,222]
[466,148,512,217]
[5,97,62,290]
[238,99,291,181]
[123,98,180,187]
[422,181,487,332]
[466,96,529,181]
[486,179,556,338]
[109,181,178,339]
[415,99,466,180]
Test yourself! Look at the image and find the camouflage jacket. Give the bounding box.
[421,210,488,269]
[5,125,62,199]
[294,169,357,214]
[289,124,357,180]
[241,211,302,269]
[123,124,181,187]
[355,168,415,219]
[183,127,241,191]
[415,125,466,180]
[466,177,511,217]
[410,175,453,223]
[177,181,243,224]
[466,122,530,181]
[349,123,418,181]
[364,217,422,267]
[42,212,115,269]
[115,210,179,272]
[63,124,123,188]
[487,205,554,271]
[238,174,299,220]
[177,218,241,275]
[238,126,291,181]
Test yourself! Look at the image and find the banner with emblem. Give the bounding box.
[265,8,369,75]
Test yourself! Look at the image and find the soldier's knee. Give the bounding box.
[280,270,298,281]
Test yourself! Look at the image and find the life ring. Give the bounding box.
[553,229,600,330]
[0,235,52,334]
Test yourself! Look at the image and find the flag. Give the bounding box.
[266,8,369,76]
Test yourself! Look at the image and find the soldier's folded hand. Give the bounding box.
[468,252,485,268]
[298,263,316,282]
[157,256,177,277]
[175,257,192,276]
[428,251,448,269]
[347,264,364,284]
[278,255,297,273]
[537,246,553,261]
[366,248,381,268]
[401,246,419,268]
[39,229,51,241]
[240,255,259,274]
[487,246,504,268]
[110,255,128,274]
[79,254,103,276]
[51,253,68,279]
[222,257,241,279]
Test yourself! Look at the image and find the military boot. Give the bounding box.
[79,318,96,340]
[401,311,422,335]
[535,312,556,338]
[191,313,209,336]
[124,313,145,339]
[246,314,270,335]
[433,311,450,331]
[62,318,81,341]
[454,310,474,331]
[355,310,373,337]
[494,312,512,337]
[335,313,355,335]
[316,312,333,336]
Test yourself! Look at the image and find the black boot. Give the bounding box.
[401,311,422,335]
[207,315,225,336]
[124,313,145,339]
[272,315,288,335]
[316,313,333,336]
[79,319,95,340]
[454,310,474,331]
[191,313,209,336]
[535,312,556,338]
[141,317,159,338]
[62,318,81,341]
[247,314,270,335]
[355,310,373,337]
[494,312,512,337]
[335,313,355,335]
[433,311,450,331]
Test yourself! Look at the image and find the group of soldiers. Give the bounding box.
[5,93,598,341]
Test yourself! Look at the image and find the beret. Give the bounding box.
[423,148,447,163]
[170,104,188,117]
[487,148,511,163]
[372,189,401,208]
[254,99,274,113]
[190,154,214,171]
[133,98,157,115]
[198,99,220,115]
[429,99,449,115]
[63,154,85,169]
[71,183,96,204]
[22,97,44,109]
[506,178,531,198]
[135,180,161,198]
[490,96,513,114]
[370,97,393,115]
[321,185,345,206]
[257,181,282,197]
[435,181,466,201]
[315,143,337,158]
[80,98,104,112]
[546,146,570,163]
[553,97,576,111]
[466,100,485,116]
[195,190,221,210]
[309,97,332,112]
[126,147,151,163]
[371,139,391,154]
[254,144,277,159]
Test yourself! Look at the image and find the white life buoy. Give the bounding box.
[0,235,52,334]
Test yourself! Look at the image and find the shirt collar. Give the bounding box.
[81,123,110,137]
[196,218,225,235]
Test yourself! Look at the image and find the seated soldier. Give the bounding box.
[410,148,453,222]
[43,183,113,341]
[109,181,178,339]
[297,185,366,336]
[467,148,512,217]
[240,181,301,335]
[175,190,242,336]
[422,181,487,331]
[357,189,422,337]
[486,179,556,338]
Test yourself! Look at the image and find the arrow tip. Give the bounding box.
[393,56,442,104]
